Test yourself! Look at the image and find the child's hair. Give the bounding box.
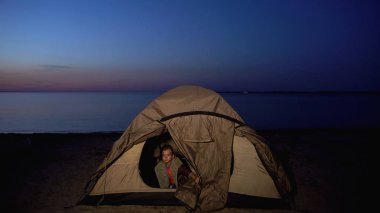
[161,144,173,153]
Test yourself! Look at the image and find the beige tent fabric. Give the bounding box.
[235,125,293,200]
[229,136,280,198]
[166,115,235,211]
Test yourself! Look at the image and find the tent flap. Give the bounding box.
[166,115,235,211]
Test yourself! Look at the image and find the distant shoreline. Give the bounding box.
[218,91,380,95]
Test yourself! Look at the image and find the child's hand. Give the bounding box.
[190,172,200,184]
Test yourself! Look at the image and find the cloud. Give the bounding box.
[40,64,73,69]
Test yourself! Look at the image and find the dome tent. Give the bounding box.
[78,85,294,211]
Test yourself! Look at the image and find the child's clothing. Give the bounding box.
[155,157,182,188]
[166,166,176,188]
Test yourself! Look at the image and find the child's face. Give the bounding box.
[162,149,173,164]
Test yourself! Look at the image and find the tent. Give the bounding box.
[78,85,294,211]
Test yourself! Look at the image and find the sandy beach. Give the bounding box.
[1,128,377,213]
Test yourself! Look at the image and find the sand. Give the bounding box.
[1,128,377,213]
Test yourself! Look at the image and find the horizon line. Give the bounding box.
[1,89,380,95]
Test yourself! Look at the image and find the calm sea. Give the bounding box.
[1,92,379,133]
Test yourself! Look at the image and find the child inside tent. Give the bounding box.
[155,144,199,189]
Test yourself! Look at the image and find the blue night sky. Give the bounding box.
[1,0,379,92]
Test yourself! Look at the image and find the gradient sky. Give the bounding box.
[1,0,379,92]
